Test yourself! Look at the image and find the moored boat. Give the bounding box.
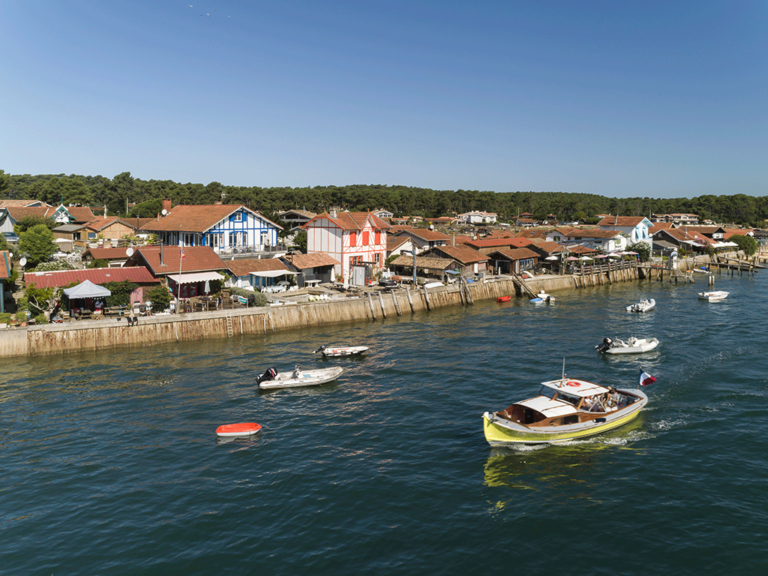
[596,336,660,354]
[215,422,262,437]
[698,291,729,301]
[626,298,655,313]
[314,345,369,357]
[257,365,343,390]
[536,291,555,304]
[496,295,512,303]
[482,376,648,446]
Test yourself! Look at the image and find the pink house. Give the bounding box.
[304,211,391,283]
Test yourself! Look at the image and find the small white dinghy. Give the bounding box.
[314,345,369,357]
[699,291,729,301]
[536,291,555,304]
[215,422,262,438]
[256,365,344,390]
[626,298,655,313]
[596,337,660,354]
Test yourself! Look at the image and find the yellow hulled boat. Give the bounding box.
[483,376,648,446]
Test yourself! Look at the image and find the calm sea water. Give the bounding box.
[2,272,767,575]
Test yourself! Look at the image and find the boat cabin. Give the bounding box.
[497,378,639,427]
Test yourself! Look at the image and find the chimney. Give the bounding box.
[330,209,337,218]
[452,234,455,247]
[160,241,165,266]
[162,199,172,214]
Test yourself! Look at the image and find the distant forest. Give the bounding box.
[1,171,767,226]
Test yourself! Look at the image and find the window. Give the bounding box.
[350,232,357,246]
[375,253,380,264]
[362,231,369,245]
[235,212,243,222]
[375,231,381,244]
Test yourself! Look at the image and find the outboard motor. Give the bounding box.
[596,337,613,353]
[313,346,326,354]
[256,367,278,384]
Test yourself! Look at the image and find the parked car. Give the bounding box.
[2,231,19,243]
[379,278,398,288]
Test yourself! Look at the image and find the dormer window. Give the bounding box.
[235,212,243,222]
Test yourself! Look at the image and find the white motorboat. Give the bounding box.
[698,291,729,301]
[256,365,344,390]
[626,298,655,313]
[536,291,555,304]
[314,345,369,357]
[596,337,660,354]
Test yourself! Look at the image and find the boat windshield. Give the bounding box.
[539,386,579,406]
[539,386,557,400]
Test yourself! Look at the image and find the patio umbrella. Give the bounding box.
[608,253,621,258]
[566,256,579,261]
[545,255,559,261]
[594,255,608,259]
[204,280,211,294]
[624,251,638,255]
[580,256,593,260]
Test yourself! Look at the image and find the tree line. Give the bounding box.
[2,170,767,226]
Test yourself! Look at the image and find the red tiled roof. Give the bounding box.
[597,216,647,227]
[387,236,411,251]
[67,207,97,222]
[396,228,449,242]
[127,246,227,275]
[283,252,340,269]
[117,218,157,230]
[5,205,95,223]
[532,241,566,254]
[564,229,622,239]
[305,211,391,231]
[465,237,533,249]
[84,217,122,231]
[428,245,490,264]
[565,245,597,254]
[141,205,281,233]
[490,248,541,261]
[82,248,133,260]
[0,250,11,280]
[515,229,548,239]
[0,199,49,208]
[24,267,159,289]
[227,258,289,277]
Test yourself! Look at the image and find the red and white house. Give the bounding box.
[304,211,391,282]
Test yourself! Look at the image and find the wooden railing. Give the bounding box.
[569,260,638,275]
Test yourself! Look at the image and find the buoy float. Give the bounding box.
[215,422,262,438]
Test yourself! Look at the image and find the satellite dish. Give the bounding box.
[126,248,134,257]
[162,209,168,216]
[19,257,27,267]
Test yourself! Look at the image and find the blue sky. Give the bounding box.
[1,1,766,197]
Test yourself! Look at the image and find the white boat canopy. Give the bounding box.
[168,271,223,284]
[63,279,111,299]
[541,378,609,397]
[517,396,576,418]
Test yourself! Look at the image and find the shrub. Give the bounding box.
[103,280,139,307]
[148,284,171,312]
[34,313,49,325]
[730,234,758,257]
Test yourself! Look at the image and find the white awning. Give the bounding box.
[250,270,297,278]
[168,271,223,284]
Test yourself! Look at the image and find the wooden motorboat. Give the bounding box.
[596,336,660,354]
[698,291,729,301]
[256,365,343,390]
[626,298,655,313]
[497,295,512,303]
[314,345,369,357]
[482,376,648,445]
[215,422,262,437]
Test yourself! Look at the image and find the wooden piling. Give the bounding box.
[377,291,387,319]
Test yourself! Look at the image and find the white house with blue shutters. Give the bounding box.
[141,203,282,254]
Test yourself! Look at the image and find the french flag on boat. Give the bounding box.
[638,368,656,387]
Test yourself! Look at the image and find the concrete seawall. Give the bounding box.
[0,256,721,359]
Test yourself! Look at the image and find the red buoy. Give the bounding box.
[216,422,262,437]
